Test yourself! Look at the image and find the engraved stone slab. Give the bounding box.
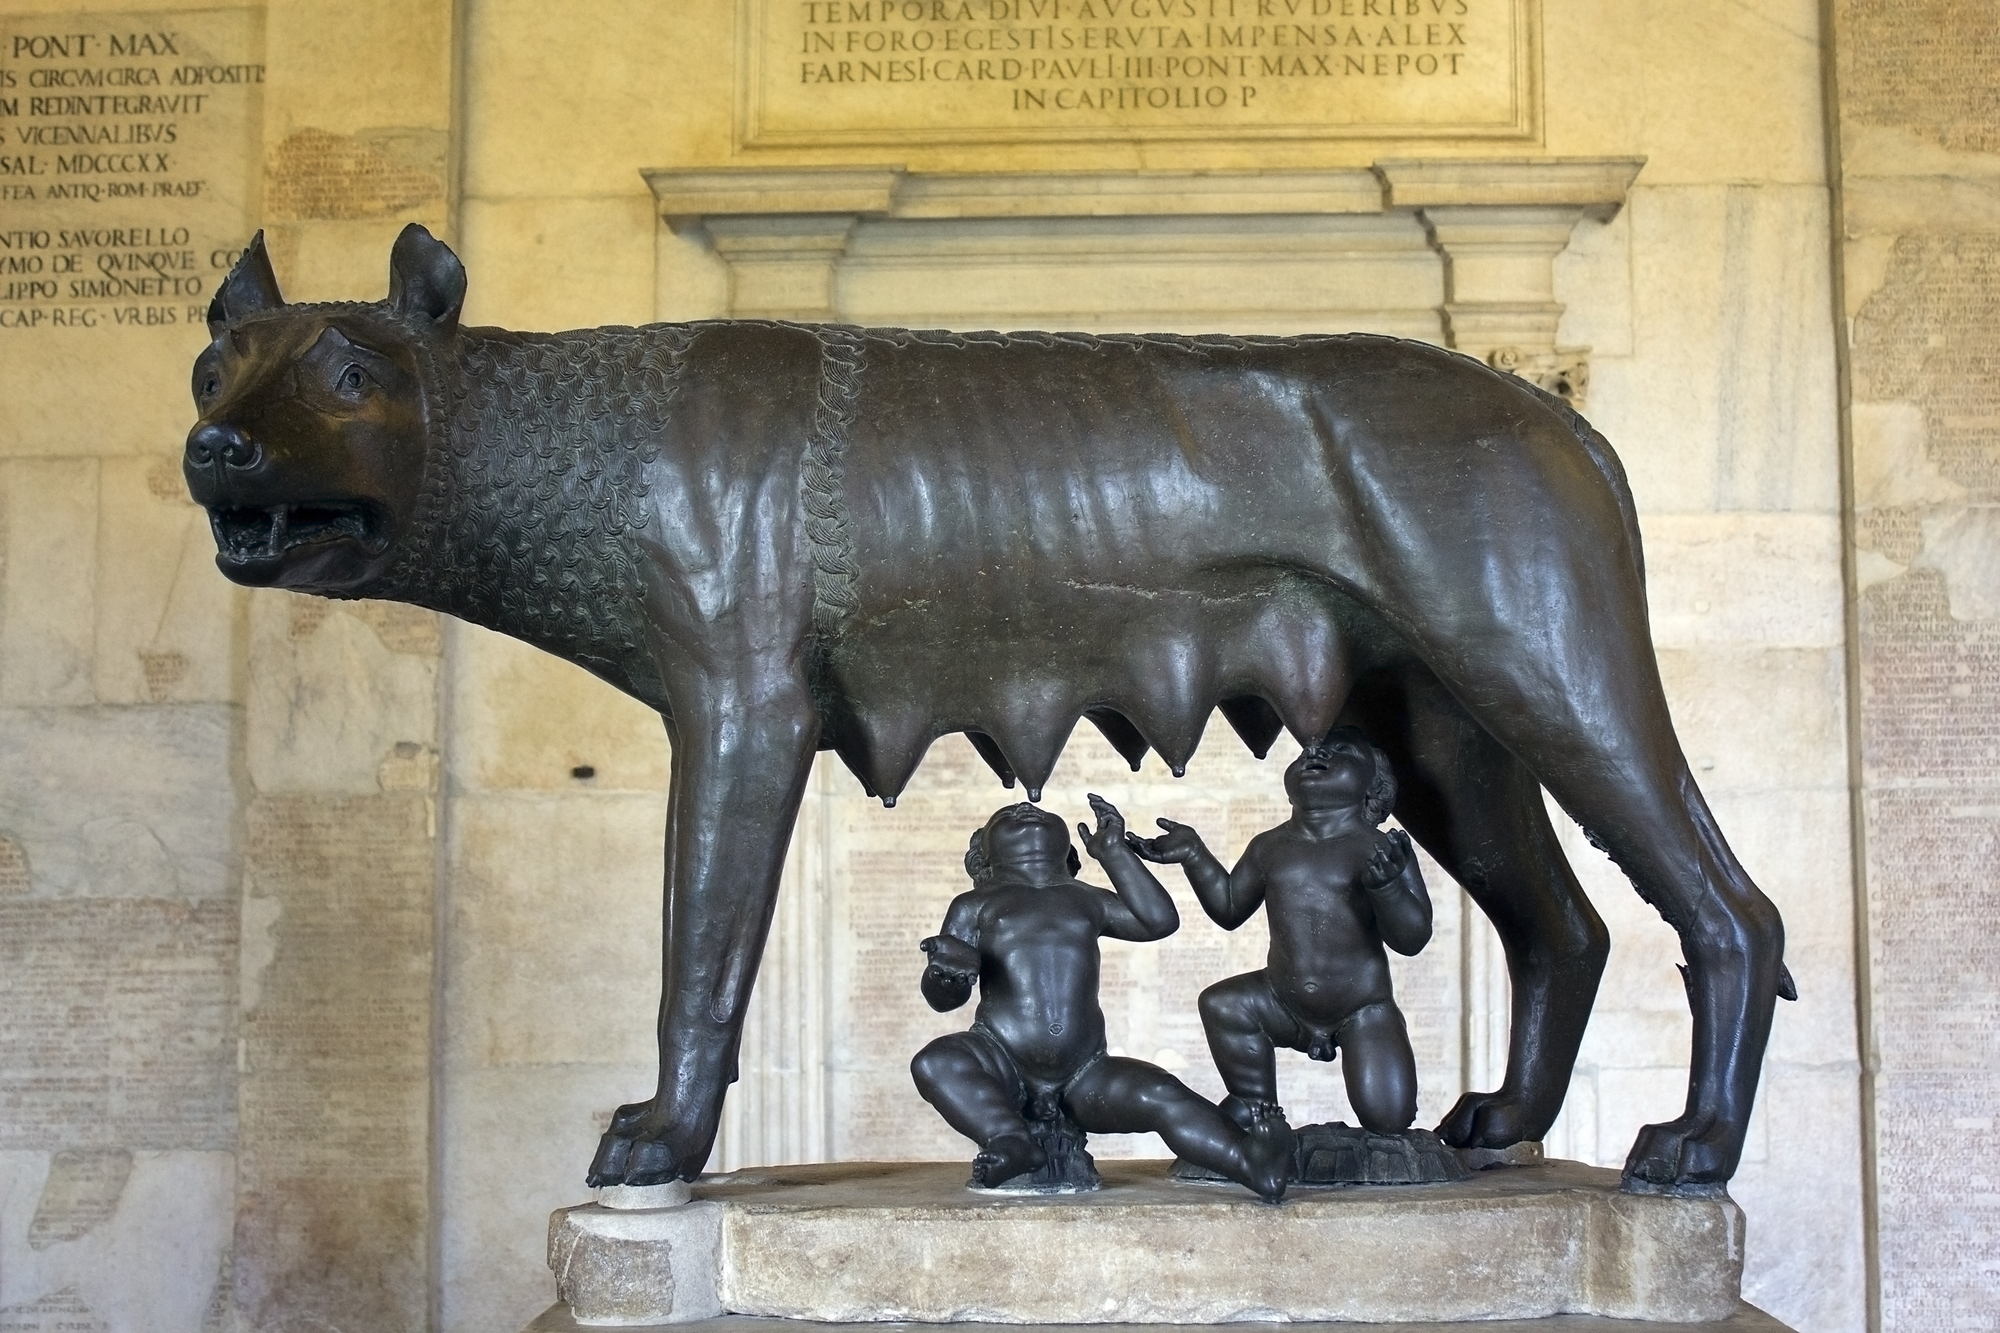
[546,1159,1744,1326]
[0,8,260,338]
[739,0,1539,147]
[0,896,236,1150]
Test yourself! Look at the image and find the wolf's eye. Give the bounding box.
[200,373,219,398]
[340,365,368,392]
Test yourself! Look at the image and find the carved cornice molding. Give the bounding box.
[650,166,905,231]
[1373,157,1644,214]
[644,158,1644,381]
[1374,158,1643,379]
[645,158,1642,228]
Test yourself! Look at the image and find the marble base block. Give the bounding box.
[527,1312,1796,1333]
[550,1186,721,1326]
[546,1160,1750,1327]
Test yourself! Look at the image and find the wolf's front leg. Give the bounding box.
[587,682,819,1186]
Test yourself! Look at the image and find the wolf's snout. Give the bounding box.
[186,422,262,474]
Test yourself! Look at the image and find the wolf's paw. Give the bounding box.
[1436,1090,1541,1150]
[586,1100,708,1187]
[1620,1114,1737,1196]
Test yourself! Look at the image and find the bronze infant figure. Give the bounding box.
[913,797,1295,1202]
[1133,727,1432,1139]
[184,224,1791,1195]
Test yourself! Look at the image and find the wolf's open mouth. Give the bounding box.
[209,502,385,562]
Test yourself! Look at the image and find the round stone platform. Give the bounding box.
[544,1159,1755,1327]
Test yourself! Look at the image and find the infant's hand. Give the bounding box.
[1128,817,1205,864]
[920,934,979,978]
[1079,793,1128,862]
[1363,828,1414,890]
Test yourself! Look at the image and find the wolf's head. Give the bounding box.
[185,224,463,593]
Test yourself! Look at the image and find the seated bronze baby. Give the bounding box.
[912,798,1294,1202]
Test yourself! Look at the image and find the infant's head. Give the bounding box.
[966,803,1082,883]
[1283,726,1396,824]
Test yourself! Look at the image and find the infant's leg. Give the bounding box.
[1336,1001,1419,1132]
[912,1031,1043,1184]
[1198,971,1307,1108]
[1066,1058,1289,1203]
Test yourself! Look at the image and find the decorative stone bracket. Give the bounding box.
[646,158,1640,407]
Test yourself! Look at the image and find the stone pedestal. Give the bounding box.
[539,1160,1795,1330]
[525,1312,1796,1333]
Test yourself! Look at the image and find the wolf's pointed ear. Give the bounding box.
[207,231,283,337]
[387,223,465,333]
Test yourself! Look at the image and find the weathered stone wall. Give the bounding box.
[0,2,1957,1331]
[0,1,454,1328]
[0,5,256,1328]
[1830,1,2000,1326]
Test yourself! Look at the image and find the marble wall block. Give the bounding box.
[435,789,667,1333]
[92,458,244,707]
[459,198,661,334]
[231,790,437,1333]
[1586,185,1841,517]
[0,705,235,902]
[463,0,718,200]
[1,459,101,707]
[1541,0,1826,186]
[243,594,440,796]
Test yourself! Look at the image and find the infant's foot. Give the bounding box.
[971,1132,1048,1188]
[1242,1113,1296,1204]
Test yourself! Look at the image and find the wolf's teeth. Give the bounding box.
[266,506,288,554]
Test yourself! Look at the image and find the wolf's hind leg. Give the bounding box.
[1403,648,1783,1190]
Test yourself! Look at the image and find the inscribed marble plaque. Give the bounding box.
[0,7,259,336]
[741,0,1539,146]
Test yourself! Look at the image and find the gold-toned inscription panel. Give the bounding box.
[742,0,1537,146]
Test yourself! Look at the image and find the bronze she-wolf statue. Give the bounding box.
[184,224,1791,1195]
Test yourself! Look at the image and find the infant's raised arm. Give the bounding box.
[1130,817,1267,930]
[1361,828,1432,955]
[1082,794,1180,942]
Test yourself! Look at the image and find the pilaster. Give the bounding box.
[229,3,459,1330]
[1377,158,1643,393]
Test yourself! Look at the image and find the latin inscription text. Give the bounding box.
[0,12,260,334]
[746,0,1529,143]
